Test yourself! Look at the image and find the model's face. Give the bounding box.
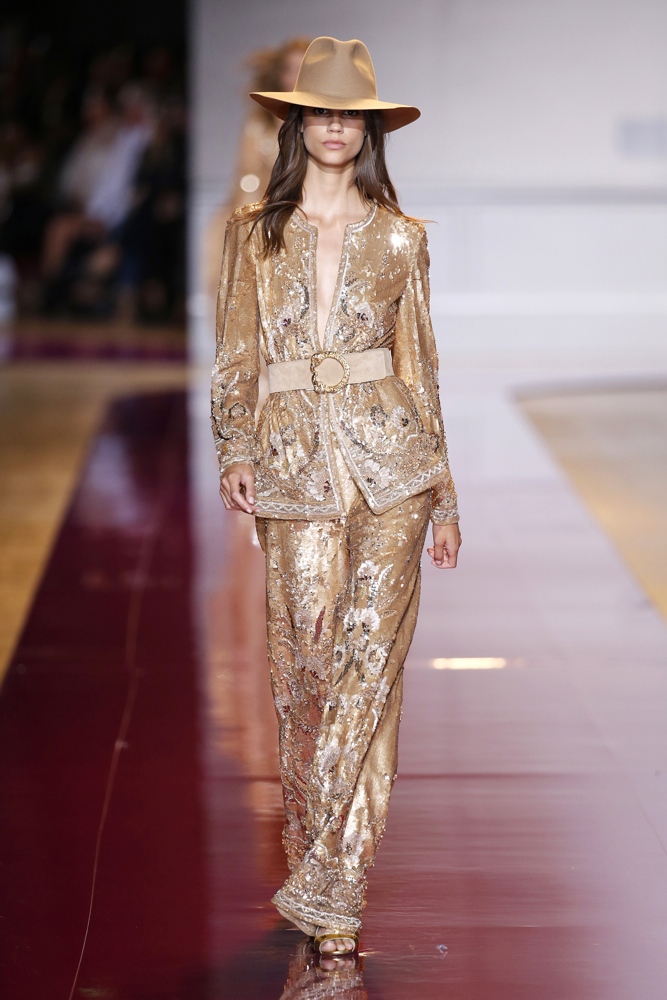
[301,108,366,167]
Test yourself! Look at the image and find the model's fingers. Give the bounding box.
[228,474,255,514]
[427,535,447,567]
[432,539,446,567]
[239,468,256,507]
[428,527,461,569]
[443,540,459,568]
[219,480,234,509]
[230,489,252,512]
[222,474,244,511]
[219,482,232,508]
[447,531,462,567]
[426,546,442,568]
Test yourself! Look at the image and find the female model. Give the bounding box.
[212,37,460,956]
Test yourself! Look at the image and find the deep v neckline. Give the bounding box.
[294,204,376,350]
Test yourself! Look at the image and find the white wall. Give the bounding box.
[190,0,667,363]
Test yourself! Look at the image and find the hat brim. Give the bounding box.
[249,91,420,132]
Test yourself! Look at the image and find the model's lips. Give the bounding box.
[323,140,345,149]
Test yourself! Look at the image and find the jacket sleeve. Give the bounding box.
[211,213,260,475]
[392,226,459,525]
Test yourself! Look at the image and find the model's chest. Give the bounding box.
[264,234,407,300]
[314,223,348,347]
[255,227,410,351]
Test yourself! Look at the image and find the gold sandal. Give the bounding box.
[314,929,359,956]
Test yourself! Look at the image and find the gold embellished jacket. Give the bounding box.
[211,202,459,524]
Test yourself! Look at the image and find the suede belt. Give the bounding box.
[267,347,393,394]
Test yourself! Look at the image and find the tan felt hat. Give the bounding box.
[250,36,420,132]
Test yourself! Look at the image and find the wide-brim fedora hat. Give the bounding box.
[250,36,420,132]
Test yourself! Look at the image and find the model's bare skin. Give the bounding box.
[219,109,460,951]
[299,108,367,346]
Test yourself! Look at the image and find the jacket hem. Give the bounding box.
[253,460,456,521]
[368,460,451,514]
[254,499,344,520]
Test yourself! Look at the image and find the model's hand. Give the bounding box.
[220,463,256,514]
[427,523,461,569]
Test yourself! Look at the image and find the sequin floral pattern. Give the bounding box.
[211,203,458,525]
[255,487,431,936]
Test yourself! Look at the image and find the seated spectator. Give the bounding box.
[0,120,50,313]
[88,82,155,230]
[0,27,187,326]
[41,82,154,317]
[40,86,119,314]
[119,92,186,323]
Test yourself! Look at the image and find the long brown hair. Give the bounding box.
[248,106,410,255]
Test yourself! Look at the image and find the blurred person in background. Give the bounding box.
[0,119,49,316]
[205,36,310,444]
[205,36,310,301]
[41,85,118,290]
[0,19,187,325]
[41,82,154,317]
[119,90,186,323]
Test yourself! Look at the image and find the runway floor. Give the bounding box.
[1,357,667,999]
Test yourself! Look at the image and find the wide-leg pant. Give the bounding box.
[255,485,431,937]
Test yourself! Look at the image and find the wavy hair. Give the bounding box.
[248,106,411,255]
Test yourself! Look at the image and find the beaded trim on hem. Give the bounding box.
[254,499,343,520]
[272,896,317,937]
[254,459,457,522]
[272,889,362,937]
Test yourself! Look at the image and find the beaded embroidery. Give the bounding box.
[211,202,458,524]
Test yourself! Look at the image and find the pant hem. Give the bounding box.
[272,888,362,937]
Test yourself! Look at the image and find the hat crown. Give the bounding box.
[295,37,378,102]
[248,36,420,131]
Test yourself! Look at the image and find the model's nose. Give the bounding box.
[328,117,343,132]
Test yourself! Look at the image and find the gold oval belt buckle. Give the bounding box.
[310,351,351,393]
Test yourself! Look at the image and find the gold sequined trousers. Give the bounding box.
[255,464,431,937]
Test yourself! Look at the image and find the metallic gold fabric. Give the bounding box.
[255,484,431,935]
[211,202,458,525]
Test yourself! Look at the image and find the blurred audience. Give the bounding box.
[0,22,186,324]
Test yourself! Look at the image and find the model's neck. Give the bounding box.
[300,159,367,225]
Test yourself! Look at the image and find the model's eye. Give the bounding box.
[312,108,328,116]
[343,110,360,117]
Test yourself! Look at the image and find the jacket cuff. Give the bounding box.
[218,453,256,477]
[430,512,459,526]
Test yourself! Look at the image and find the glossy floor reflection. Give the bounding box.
[2,381,667,998]
[521,383,667,617]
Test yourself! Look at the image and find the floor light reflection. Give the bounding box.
[430,657,509,670]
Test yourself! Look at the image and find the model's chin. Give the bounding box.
[308,147,361,168]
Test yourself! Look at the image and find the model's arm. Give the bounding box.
[392,226,460,568]
[211,214,260,514]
